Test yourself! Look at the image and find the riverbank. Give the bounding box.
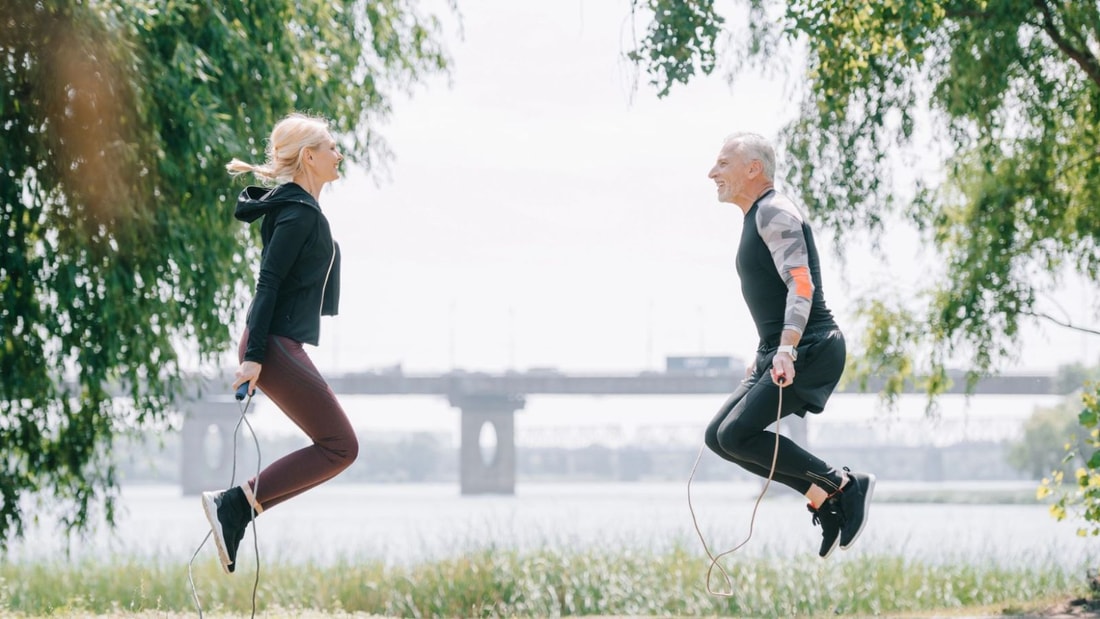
[5,481,1095,617]
[1,546,1092,617]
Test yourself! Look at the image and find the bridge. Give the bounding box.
[180,367,1064,496]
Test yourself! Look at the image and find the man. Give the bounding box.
[703,132,875,559]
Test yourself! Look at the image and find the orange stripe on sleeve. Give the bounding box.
[790,266,812,298]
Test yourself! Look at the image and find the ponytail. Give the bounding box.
[226,113,332,184]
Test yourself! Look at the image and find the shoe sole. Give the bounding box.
[840,473,876,550]
[201,493,233,574]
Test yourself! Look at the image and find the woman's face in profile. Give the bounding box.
[307,135,344,183]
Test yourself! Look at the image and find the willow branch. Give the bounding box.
[1032,0,1100,88]
[1023,310,1100,336]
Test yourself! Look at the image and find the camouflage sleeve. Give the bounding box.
[755,197,814,336]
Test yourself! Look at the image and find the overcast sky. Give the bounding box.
[227,0,1097,377]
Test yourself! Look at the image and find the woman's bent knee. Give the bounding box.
[320,433,358,471]
[344,434,359,467]
[335,434,359,470]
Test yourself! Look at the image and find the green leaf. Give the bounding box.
[1081,408,1098,429]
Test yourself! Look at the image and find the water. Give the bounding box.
[9,391,1090,569]
[8,481,1098,571]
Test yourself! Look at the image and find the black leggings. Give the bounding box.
[705,359,843,496]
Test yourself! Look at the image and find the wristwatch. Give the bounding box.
[776,344,798,361]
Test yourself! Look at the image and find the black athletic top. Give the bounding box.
[737,189,837,350]
[234,182,341,363]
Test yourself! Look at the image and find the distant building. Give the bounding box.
[665,355,739,375]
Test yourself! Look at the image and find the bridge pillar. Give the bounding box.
[179,399,249,496]
[450,393,525,495]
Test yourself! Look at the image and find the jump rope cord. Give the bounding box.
[187,391,262,618]
[686,382,784,598]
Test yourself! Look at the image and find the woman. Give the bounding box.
[202,113,359,574]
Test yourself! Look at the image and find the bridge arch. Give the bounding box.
[180,400,246,495]
[451,393,525,494]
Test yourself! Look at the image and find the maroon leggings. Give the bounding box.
[238,330,359,510]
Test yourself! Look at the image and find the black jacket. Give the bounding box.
[234,182,341,363]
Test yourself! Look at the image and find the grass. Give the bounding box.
[0,545,1090,617]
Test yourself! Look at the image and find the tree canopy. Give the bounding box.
[0,0,448,548]
[629,0,1100,393]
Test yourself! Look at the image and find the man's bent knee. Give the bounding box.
[716,420,756,458]
[704,425,725,456]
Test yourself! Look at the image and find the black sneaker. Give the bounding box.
[808,500,844,559]
[837,468,876,549]
[201,486,252,573]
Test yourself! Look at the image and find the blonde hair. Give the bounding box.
[226,113,332,183]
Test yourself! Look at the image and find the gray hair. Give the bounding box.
[723,132,776,180]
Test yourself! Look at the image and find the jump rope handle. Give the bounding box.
[235,381,250,401]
